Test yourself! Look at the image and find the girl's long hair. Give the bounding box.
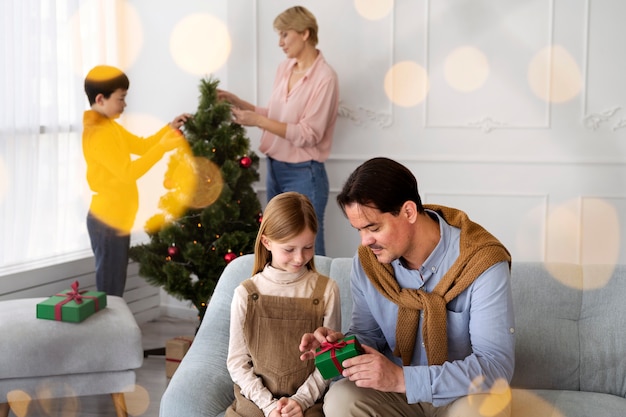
[252,192,318,275]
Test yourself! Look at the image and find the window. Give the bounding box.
[0,0,121,273]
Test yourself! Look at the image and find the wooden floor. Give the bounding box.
[6,315,199,417]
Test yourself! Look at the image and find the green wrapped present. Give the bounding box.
[36,280,107,323]
[315,335,364,379]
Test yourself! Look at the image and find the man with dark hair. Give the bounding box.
[300,157,515,416]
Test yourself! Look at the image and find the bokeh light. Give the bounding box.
[143,137,198,234]
[6,390,31,417]
[187,157,224,209]
[473,378,511,417]
[546,201,579,265]
[384,61,430,107]
[581,198,620,267]
[36,382,78,417]
[544,199,617,290]
[123,384,150,416]
[528,45,582,103]
[170,14,231,75]
[354,0,394,20]
[510,389,566,417]
[69,0,143,73]
[444,46,490,92]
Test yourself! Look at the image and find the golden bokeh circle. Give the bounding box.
[6,390,31,417]
[123,384,150,416]
[384,61,430,107]
[354,0,394,20]
[69,0,143,74]
[444,46,490,92]
[170,14,231,75]
[188,157,224,209]
[528,45,582,103]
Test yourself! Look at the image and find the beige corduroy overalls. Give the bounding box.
[226,275,329,417]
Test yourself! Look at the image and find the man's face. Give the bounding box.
[344,202,412,264]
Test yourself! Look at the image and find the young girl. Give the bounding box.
[226,192,341,417]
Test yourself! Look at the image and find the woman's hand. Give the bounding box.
[231,107,260,127]
[217,89,240,106]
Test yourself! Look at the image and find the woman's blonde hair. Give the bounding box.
[273,6,319,47]
[252,192,318,274]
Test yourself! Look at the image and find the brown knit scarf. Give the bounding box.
[358,204,511,366]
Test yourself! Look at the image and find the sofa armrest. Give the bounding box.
[160,254,256,417]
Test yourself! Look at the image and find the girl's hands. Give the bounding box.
[269,397,303,417]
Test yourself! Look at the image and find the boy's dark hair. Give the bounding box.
[84,65,129,105]
[337,157,424,216]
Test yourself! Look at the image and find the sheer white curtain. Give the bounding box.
[0,0,122,272]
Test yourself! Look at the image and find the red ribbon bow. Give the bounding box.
[316,339,355,374]
[53,280,99,321]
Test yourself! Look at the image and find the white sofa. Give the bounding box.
[160,254,626,417]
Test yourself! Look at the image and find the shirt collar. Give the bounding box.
[393,208,453,281]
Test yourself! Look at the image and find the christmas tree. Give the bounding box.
[129,77,262,321]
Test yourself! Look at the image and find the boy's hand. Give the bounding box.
[169,113,193,129]
[269,398,303,417]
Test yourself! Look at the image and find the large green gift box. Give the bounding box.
[36,281,107,323]
[315,335,364,379]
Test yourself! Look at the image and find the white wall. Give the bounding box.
[120,0,626,311]
[3,0,624,316]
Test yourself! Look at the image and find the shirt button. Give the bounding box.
[509,327,515,334]
[313,299,319,305]
[422,342,425,347]
[421,313,424,319]
[431,266,436,273]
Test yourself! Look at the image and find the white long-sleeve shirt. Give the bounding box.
[227,264,342,416]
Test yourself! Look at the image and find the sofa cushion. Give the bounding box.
[579,264,626,396]
[512,389,626,416]
[509,263,582,390]
[328,257,354,331]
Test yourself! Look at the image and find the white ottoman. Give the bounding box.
[0,296,143,417]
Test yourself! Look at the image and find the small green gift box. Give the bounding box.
[36,281,107,323]
[314,335,364,379]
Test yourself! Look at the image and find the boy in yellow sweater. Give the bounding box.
[83,65,191,296]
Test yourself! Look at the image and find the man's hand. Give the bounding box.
[269,398,303,417]
[299,327,344,361]
[341,344,406,393]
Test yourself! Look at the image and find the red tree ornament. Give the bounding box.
[224,251,237,264]
[239,156,252,168]
[168,245,179,257]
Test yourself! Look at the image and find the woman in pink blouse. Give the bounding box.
[218,5,339,256]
